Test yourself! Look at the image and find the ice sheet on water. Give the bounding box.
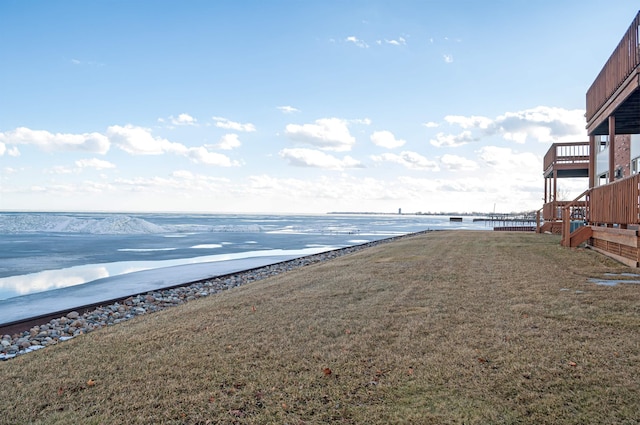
[117,248,178,252]
[0,253,314,325]
[0,214,165,234]
[165,224,264,233]
[191,244,223,249]
[0,213,269,234]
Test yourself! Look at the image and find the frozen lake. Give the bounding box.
[0,212,491,324]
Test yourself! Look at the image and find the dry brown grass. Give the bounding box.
[2,231,640,424]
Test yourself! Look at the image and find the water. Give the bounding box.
[588,273,640,286]
[0,212,490,324]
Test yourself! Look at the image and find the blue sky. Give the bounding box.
[0,1,637,214]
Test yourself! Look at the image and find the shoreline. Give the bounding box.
[0,230,432,360]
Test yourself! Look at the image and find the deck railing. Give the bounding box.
[561,189,591,246]
[589,173,640,225]
[543,200,587,222]
[543,142,590,174]
[586,11,640,122]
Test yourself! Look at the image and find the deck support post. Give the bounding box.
[562,207,570,247]
[609,116,616,183]
[589,135,596,189]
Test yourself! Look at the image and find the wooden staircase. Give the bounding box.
[539,221,562,234]
[562,225,593,248]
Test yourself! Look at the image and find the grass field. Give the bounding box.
[2,230,639,424]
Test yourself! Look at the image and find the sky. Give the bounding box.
[0,1,638,214]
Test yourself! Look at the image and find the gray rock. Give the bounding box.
[70,320,84,328]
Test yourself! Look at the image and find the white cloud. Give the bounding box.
[444,115,493,129]
[45,166,75,175]
[430,130,476,148]
[443,54,453,63]
[440,106,587,145]
[44,158,116,175]
[503,132,528,144]
[0,127,110,154]
[70,59,104,67]
[352,118,372,125]
[383,37,406,46]
[75,158,116,170]
[277,106,299,114]
[171,170,194,179]
[169,113,197,126]
[0,142,4,156]
[285,118,356,152]
[440,154,478,171]
[370,130,406,149]
[423,122,439,128]
[279,148,363,170]
[216,134,241,150]
[107,125,186,155]
[7,146,20,157]
[3,166,543,213]
[107,125,239,167]
[212,116,256,132]
[346,36,368,48]
[241,174,402,208]
[478,146,540,173]
[186,146,240,167]
[370,151,439,171]
[166,172,231,190]
[493,106,586,144]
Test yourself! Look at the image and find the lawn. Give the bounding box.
[1,231,638,424]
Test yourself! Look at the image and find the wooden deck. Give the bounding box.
[541,143,589,218]
[586,11,640,136]
[543,142,590,178]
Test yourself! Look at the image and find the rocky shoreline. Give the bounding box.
[0,232,426,361]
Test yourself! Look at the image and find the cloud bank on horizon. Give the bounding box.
[0,1,636,214]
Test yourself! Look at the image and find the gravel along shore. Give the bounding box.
[0,232,427,360]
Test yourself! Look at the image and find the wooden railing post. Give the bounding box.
[562,207,570,247]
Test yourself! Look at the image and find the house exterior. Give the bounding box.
[539,11,640,267]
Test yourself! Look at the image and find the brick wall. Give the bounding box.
[614,134,631,178]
